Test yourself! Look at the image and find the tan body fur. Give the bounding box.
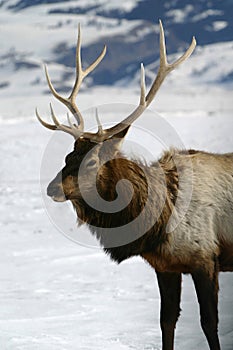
[143,150,233,276]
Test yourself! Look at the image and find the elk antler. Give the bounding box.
[36,24,106,139]
[100,20,196,138]
[36,20,196,141]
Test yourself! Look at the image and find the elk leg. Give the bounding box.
[191,268,221,350]
[156,272,182,350]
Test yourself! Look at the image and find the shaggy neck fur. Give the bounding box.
[72,151,179,263]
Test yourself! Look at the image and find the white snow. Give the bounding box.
[0,3,233,350]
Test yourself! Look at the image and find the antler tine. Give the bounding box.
[44,63,84,129]
[93,20,196,141]
[95,108,104,135]
[140,63,146,105]
[69,24,107,121]
[146,19,196,105]
[35,104,82,139]
[36,107,57,131]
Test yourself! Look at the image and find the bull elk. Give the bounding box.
[36,21,233,350]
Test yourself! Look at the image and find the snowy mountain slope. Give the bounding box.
[0,15,233,101]
[0,0,233,95]
[2,0,233,47]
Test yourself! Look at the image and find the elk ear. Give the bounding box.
[111,125,130,140]
[109,125,130,155]
[109,125,130,151]
[100,125,130,160]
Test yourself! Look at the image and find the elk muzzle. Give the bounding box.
[47,172,67,202]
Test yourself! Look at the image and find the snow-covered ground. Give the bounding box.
[0,83,233,350]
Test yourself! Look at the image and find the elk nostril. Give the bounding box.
[47,184,60,197]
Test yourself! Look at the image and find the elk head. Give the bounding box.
[36,21,196,219]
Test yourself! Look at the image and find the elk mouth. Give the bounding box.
[51,194,67,203]
[51,192,79,202]
[47,183,78,202]
[47,183,67,202]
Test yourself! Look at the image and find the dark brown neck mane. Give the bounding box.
[72,154,179,263]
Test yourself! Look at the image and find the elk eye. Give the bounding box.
[86,159,97,168]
